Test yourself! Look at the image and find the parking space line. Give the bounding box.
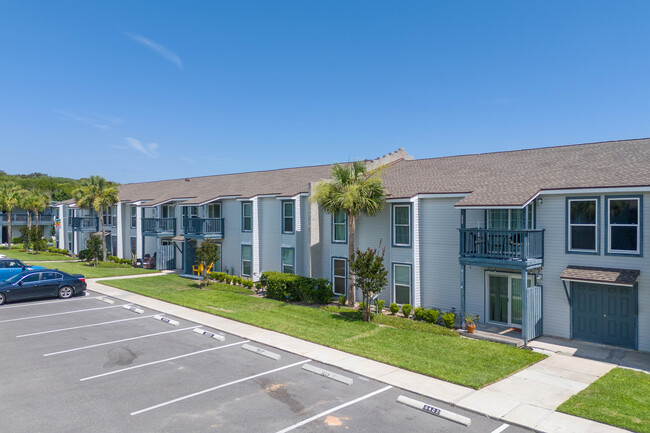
[491,423,510,433]
[130,359,310,416]
[80,340,250,381]
[16,315,158,338]
[0,305,125,324]
[275,385,393,433]
[0,296,101,310]
[43,326,201,357]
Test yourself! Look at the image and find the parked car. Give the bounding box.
[0,269,86,305]
[0,258,46,281]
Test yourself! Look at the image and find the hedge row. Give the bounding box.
[260,271,332,304]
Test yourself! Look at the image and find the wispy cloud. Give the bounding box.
[124,31,183,69]
[125,137,159,158]
[54,109,122,130]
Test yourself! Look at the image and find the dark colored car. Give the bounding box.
[0,269,86,305]
[0,258,46,281]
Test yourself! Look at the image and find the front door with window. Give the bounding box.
[488,273,531,327]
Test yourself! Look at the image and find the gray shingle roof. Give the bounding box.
[560,265,640,286]
[380,138,650,206]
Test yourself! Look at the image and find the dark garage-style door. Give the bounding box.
[572,282,637,349]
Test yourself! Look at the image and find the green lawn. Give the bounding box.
[100,274,545,389]
[32,261,160,278]
[558,368,650,433]
[0,246,74,262]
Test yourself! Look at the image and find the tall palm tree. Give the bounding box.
[73,176,119,261]
[33,191,51,226]
[20,190,41,228]
[0,182,25,249]
[311,161,386,305]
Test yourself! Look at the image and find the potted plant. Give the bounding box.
[464,313,479,333]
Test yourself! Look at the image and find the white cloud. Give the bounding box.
[125,137,159,158]
[124,31,183,69]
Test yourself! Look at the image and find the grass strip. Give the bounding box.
[558,367,650,433]
[100,274,545,389]
[32,261,160,278]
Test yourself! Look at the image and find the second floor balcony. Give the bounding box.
[459,228,544,269]
[142,218,176,237]
[184,217,224,239]
[71,216,99,232]
[1,212,56,225]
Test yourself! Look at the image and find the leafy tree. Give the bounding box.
[19,226,47,252]
[0,181,26,249]
[195,240,221,288]
[85,235,102,266]
[311,161,386,306]
[73,176,119,261]
[349,244,388,322]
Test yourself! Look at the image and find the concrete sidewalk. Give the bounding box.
[88,277,631,433]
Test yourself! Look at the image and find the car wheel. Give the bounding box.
[0,293,5,305]
[58,286,74,299]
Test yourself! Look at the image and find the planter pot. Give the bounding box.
[466,323,476,334]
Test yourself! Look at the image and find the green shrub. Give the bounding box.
[358,302,366,311]
[389,302,399,315]
[78,249,91,261]
[243,280,254,288]
[424,309,440,324]
[413,306,425,321]
[12,237,23,244]
[255,282,262,290]
[339,295,347,306]
[261,271,332,304]
[210,272,227,282]
[401,304,413,318]
[442,312,456,328]
[377,299,385,312]
[224,275,233,284]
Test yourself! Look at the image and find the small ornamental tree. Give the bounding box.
[195,239,221,288]
[86,235,102,267]
[349,243,388,322]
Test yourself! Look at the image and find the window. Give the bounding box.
[130,206,137,228]
[281,248,294,273]
[207,203,221,219]
[241,244,252,276]
[488,207,534,230]
[282,201,294,233]
[22,273,40,283]
[6,260,23,269]
[332,211,347,243]
[130,237,137,256]
[607,197,641,255]
[568,198,598,252]
[68,233,73,251]
[182,206,198,219]
[41,272,62,281]
[332,258,347,296]
[393,205,411,246]
[242,202,252,232]
[393,264,411,305]
[102,207,113,226]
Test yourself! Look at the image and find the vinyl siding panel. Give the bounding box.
[221,199,242,275]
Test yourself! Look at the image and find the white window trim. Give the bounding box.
[282,201,295,234]
[392,263,412,305]
[241,244,252,276]
[485,271,534,329]
[332,211,347,243]
[393,205,411,247]
[568,198,598,252]
[332,258,347,296]
[607,197,641,255]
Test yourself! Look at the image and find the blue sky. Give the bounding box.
[2,1,650,183]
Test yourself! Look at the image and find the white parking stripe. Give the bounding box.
[80,340,249,381]
[16,315,158,337]
[0,305,124,323]
[43,326,201,356]
[0,296,100,309]
[130,359,310,416]
[275,385,393,433]
[491,423,510,433]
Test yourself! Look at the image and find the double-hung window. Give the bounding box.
[282,201,294,233]
[281,248,294,273]
[207,203,221,219]
[130,207,137,228]
[332,258,347,295]
[568,198,598,253]
[607,197,641,255]
[332,211,347,243]
[393,205,411,246]
[393,264,411,305]
[241,245,252,276]
[242,202,252,232]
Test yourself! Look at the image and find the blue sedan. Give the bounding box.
[0,269,86,305]
[0,258,46,281]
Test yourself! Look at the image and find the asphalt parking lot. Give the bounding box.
[0,290,529,433]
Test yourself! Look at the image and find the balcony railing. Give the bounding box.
[0,213,55,225]
[71,216,99,232]
[184,217,224,238]
[459,228,544,262]
[142,218,176,236]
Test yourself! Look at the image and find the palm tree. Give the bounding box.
[73,176,119,261]
[20,190,41,227]
[0,182,25,249]
[33,191,51,226]
[311,161,386,306]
